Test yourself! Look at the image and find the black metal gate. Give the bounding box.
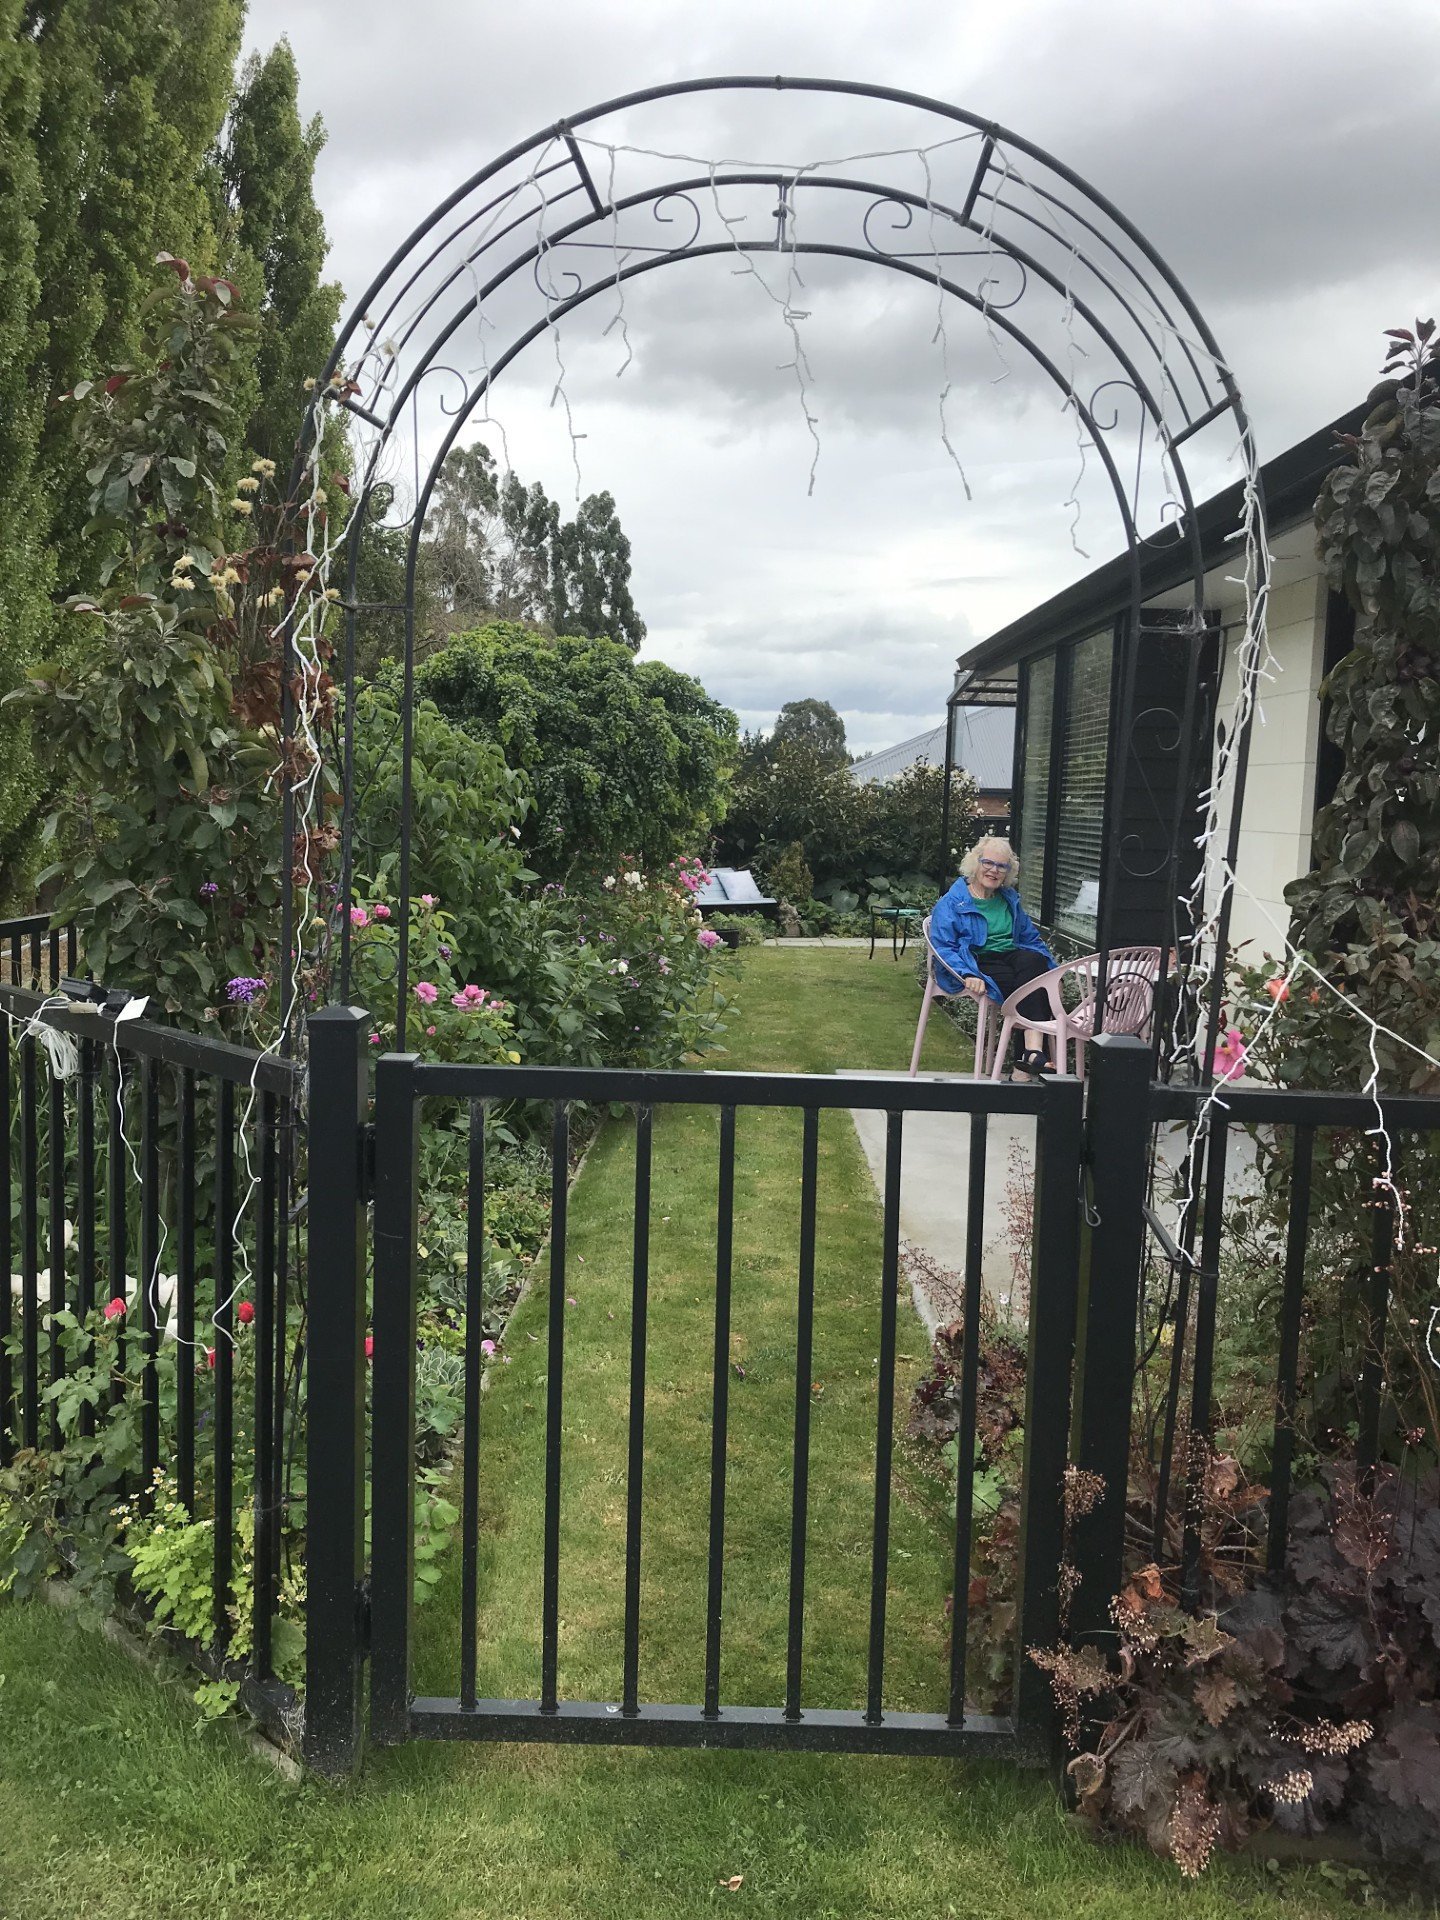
[351,1051,1083,1764]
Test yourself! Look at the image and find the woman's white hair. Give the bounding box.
[959,835,1020,887]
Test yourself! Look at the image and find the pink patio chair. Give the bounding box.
[908,913,966,1076]
[974,946,1165,1081]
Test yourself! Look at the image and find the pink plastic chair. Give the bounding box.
[908,913,965,1076]
[974,946,1164,1081]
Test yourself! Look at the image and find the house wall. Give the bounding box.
[1208,569,1329,966]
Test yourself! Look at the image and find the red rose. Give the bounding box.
[204,1347,217,1369]
[364,1335,375,1361]
[103,1296,126,1321]
[236,1299,255,1326]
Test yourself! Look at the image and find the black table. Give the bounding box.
[869,906,923,960]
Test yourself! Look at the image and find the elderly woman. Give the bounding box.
[930,836,1056,1077]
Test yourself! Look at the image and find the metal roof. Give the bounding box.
[849,705,1014,793]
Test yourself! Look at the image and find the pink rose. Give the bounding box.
[103,1296,126,1321]
[414,981,438,1004]
[481,1339,496,1357]
[450,992,467,1008]
[364,1334,374,1361]
[421,893,436,907]
[372,903,392,921]
[350,906,369,928]
[425,1024,436,1036]
[463,984,485,1003]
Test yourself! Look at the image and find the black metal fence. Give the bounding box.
[7,950,1437,1780]
[0,970,304,1743]
[319,1041,1085,1770]
[1069,1040,1440,1643]
[4,915,76,991]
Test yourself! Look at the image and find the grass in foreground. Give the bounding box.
[0,950,1414,1919]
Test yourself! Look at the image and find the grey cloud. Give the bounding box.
[243,0,1432,752]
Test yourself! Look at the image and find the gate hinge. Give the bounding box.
[359,1121,377,1204]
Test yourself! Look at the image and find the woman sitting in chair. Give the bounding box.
[930,836,1056,1079]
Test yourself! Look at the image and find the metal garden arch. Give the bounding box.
[283,75,1269,1060]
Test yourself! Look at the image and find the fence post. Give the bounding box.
[303,1006,370,1779]
[369,1052,420,1744]
[1069,1034,1152,1646]
[1014,1073,1084,1745]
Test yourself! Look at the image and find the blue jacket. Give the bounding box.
[929,878,1054,1002]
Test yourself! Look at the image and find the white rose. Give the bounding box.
[603,875,616,889]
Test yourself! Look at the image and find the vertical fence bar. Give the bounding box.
[1014,1073,1085,1741]
[866,1110,904,1724]
[622,1102,654,1717]
[303,1007,370,1778]
[76,1040,97,1440]
[785,1105,820,1720]
[1180,1116,1230,1599]
[139,1057,161,1493]
[702,1103,735,1719]
[371,1048,421,1744]
[1069,1039,1151,1648]
[47,925,59,990]
[1266,1125,1313,1574]
[19,1034,38,1449]
[65,924,77,975]
[540,1101,570,1714]
[459,1097,486,1711]
[213,1080,236,1644]
[251,1092,278,1678]
[106,1047,126,1404]
[47,1052,67,1451]
[176,1070,197,1513]
[1357,1169,1395,1478]
[948,1110,988,1724]
[0,1005,12,1462]
[272,1099,292,1625]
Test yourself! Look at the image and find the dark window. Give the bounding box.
[1052,630,1113,946]
[1017,653,1054,919]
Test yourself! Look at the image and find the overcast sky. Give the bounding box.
[243,0,1437,755]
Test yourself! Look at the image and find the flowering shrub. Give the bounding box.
[344,884,520,1063]
[8,264,337,1024]
[506,855,731,1070]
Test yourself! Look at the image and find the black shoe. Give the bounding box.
[1013,1047,1053,1076]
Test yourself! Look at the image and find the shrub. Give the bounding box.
[705,911,766,947]
[415,622,737,877]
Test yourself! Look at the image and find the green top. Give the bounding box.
[973,892,1016,954]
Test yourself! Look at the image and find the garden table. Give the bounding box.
[869,905,923,960]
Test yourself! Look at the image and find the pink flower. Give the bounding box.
[350,906,369,928]
[421,893,437,907]
[697,928,722,950]
[1213,1027,1249,1082]
[368,1032,381,1046]
[463,983,485,1003]
[414,981,438,1005]
[425,1024,436,1036]
[372,903,392,921]
[481,1339,496,1357]
[365,1335,374,1361]
[1265,976,1290,1003]
[103,1296,126,1321]
[237,1300,255,1326]
[450,992,467,1008]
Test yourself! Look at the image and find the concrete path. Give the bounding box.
[843,1070,1036,1337]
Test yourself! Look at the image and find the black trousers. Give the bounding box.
[980,947,1053,1044]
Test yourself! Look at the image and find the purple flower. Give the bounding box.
[438,944,452,960]
[200,881,220,900]
[226,976,267,1005]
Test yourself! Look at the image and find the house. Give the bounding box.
[850,704,1016,821]
[950,401,1367,962]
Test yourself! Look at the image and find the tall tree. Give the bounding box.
[769,698,850,768]
[0,0,244,903]
[0,4,45,903]
[419,441,645,650]
[216,39,343,469]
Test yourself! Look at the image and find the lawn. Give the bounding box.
[0,949,1411,1920]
